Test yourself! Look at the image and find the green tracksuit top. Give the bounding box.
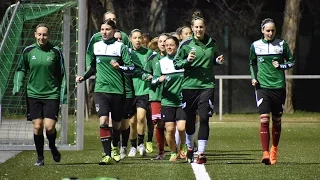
[152,55,184,107]
[130,47,153,96]
[144,51,165,101]
[13,43,67,104]
[86,31,133,97]
[84,38,134,94]
[249,38,295,89]
[174,34,220,90]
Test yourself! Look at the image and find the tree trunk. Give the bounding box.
[281,0,301,113]
[149,0,167,35]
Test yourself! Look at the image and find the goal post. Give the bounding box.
[0,0,84,151]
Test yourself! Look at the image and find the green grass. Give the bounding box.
[0,114,319,180]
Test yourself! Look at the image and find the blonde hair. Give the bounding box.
[191,10,205,26]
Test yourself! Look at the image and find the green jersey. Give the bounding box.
[13,43,67,104]
[84,38,134,94]
[86,31,130,71]
[152,55,184,107]
[130,47,153,96]
[249,38,295,89]
[174,34,220,90]
[144,52,165,101]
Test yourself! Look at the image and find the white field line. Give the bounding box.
[191,163,211,180]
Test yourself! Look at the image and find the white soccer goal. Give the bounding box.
[0,0,85,151]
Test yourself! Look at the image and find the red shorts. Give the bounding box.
[150,101,161,120]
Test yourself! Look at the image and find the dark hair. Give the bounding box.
[166,36,180,47]
[261,18,275,29]
[102,19,117,29]
[35,23,50,33]
[142,33,152,40]
[130,29,142,36]
[191,10,205,26]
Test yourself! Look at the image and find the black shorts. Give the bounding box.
[255,88,286,116]
[161,106,187,123]
[94,92,125,122]
[123,98,134,119]
[131,95,149,112]
[27,97,60,121]
[182,88,214,121]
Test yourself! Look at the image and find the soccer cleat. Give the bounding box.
[99,153,112,165]
[111,147,121,162]
[193,142,198,152]
[120,146,127,159]
[196,153,207,164]
[50,147,61,162]
[154,152,165,160]
[270,145,278,165]
[137,144,146,156]
[180,144,187,159]
[128,147,137,157]
[146,142,153,153]
[261,151,271,165]
[34,157,44,166]
[186,148,194,163]
[169,152,178,162]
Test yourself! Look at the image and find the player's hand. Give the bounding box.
[251,79,258,86]
[216,55,225,64]
[272,60,279,68]
[187,51,196,62]
[76,76,84,83]
[159,75,166,82]
[110,60,120,69]
[12,88,18,96]
[146,75,153,80]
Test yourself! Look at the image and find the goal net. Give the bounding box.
[0,0,78,150]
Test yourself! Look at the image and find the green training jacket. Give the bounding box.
[13,43,67,104]
[249,38,295,89]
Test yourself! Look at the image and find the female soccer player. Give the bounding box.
[249,18,295,165]
[174,11,224,164]
[152,36,187,162]
[76,20,134,165]
[144,33,169,159]
[127,29,153,157]
[13,23,67,166]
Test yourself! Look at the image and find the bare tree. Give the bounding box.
[149,0,168,34]
[281,0,302,113]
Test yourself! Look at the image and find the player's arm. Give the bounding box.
[12,49,28,95]
[151,62,167,85]
[249,44,258,86]
[118,44,135,72]
[278,41,295,69]
[174,45,192,69]
[55,47,68,104]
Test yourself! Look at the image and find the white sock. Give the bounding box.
[197,140,208,153]
[175,126,180,148]
[186,133,195,149]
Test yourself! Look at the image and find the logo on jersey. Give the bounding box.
[274,45,283,54]
[47,57,53,61]
[95,104,100,112]
[96,58,101,63]
[258,57,264,62]
[31,55,36,60]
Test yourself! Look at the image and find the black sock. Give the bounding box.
[46,129,57,151]
[121,127,130,147]
[131,138,137,148]
[112,129,121,147]
[138,134,144,146]
[34,134,44,159]
[101,137,112,156]
[147,132,153,142]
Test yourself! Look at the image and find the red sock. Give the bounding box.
[260,122,270,151]
[156,127,164,152]
[272,124,281,147]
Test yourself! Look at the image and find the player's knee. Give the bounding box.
[272,115,282,125]
[260,114,270,123]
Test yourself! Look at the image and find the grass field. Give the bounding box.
[0,113,319,180]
